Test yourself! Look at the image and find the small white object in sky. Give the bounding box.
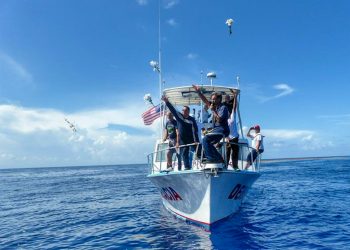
[225,18,234,35]
[143,93,154,106]
[149,60,160,72]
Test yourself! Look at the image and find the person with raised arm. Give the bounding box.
[162,96,199,170]
[226,91,240,170]
[192,84,229,163]
[245,125,264,170]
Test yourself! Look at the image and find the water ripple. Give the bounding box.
[0,160,349,249]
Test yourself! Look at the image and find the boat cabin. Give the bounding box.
[147,85,261,174]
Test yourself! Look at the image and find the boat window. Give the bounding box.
[155,143,168,162]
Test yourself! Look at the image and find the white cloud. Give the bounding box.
[247,83,295,103]
[164,0,179,9]
[261,84,294,102]
[317,114,350,119]
[0,103,345,168]
[0,104,160,168]
[167,18,177,27]
[317,114,350,126]
[136,0,148,6]
[273,84,294,98]
[257,128,338,158]
[0,52,33,82]
[186,53,198,60]
[263,129,314,140]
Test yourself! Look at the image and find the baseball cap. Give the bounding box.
[254,125,260,130]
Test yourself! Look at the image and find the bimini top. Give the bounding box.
[163,85,240,106]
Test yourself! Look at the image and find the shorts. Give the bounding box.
[168,139,176,154]
[246,149,264,164]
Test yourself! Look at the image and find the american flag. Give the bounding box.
[142,104,164,125]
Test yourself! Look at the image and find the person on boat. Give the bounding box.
[163,111,179,171]
[191,108,196,119]
[223,94,233,114]
[201,104,211,123]
[162,96,199,170]
[245,125,264,170]
[192,84,229,163]
[226,91,239,170]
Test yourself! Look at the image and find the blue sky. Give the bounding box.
[0,0,349,168]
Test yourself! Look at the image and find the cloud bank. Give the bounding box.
[0,104,159,168]
[0,103,342,168]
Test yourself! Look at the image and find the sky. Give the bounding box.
[0,0,349,168]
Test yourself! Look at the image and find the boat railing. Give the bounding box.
[227,141,262,172]
[147,139,261,174]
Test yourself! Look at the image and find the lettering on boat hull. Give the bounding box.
[228,184,246,200]
[160,187,183,201]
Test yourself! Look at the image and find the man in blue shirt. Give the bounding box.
[162,96,199,170]
[193,85,229,163]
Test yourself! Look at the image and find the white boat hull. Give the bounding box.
[148,170,260,229]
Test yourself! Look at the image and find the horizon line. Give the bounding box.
[0,155,349,170]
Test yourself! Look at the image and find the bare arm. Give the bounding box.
[232,92,237,112]
[192,84,211,107]
[176,128,180,148]
[247,128,254,138]
[228,93,237,125]
[229,89,238,111]
[163,128,168,142]
[193,120,199,143]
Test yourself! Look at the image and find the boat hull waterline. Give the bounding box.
[148,170,260,228]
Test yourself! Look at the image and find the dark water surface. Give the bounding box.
[1,159,349,249]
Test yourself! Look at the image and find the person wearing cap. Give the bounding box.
[245,125,264,169]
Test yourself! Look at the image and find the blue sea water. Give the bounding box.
[0,159,349,249]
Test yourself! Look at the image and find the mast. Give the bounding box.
[158,0,164,138]
[236,76,245,139]
[158,0,162,104]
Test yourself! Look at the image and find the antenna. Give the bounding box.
[235,75,244,139]
[149,0,164,138]
[158,0,162,102]
[207,72,216,86]
[158,0,164,138]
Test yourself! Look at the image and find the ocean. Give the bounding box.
[1,158,349,249]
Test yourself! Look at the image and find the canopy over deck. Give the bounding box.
[163,85,240,106]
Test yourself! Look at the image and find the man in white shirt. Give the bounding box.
[226,92,239,169]
[245,125,264,169]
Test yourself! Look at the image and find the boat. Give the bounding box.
[146,85,261,230]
